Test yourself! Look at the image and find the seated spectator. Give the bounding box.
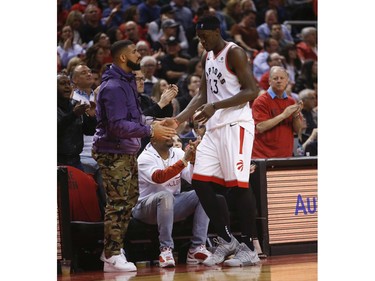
[92,32,113,64]
[101,0,123,29]
[57,73,96,170]
[258,52,284,90]
[293,59,317,94]
[252,66,303,159]
[132,136,212,267]
[176,57,203,100]
[157,36,190,85]
[230,9,262,58]
[122,5,148,40]
[256,9,294,44]
[170,0,194,41]
[134,70,178,153]
[176,74,201,113]
[121,21,145,44]
[223,0,242,25]
[269,23,294,50]
[280,43,302,85]
[297,88,317,156]
[151,19,189,54]
[80,4,105,45]
[252,38,279,81]
[65,10,84,46]
[57,25,85,69]
[296,26,317,63]
[83,43,106,71]
[137,0,161,28]
[140,56,159,97]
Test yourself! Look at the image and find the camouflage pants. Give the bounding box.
[93,152,139,257]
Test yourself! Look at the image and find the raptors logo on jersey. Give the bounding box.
[204,42,254,131]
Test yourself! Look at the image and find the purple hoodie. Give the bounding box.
[92,64,151,155]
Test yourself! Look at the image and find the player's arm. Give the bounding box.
[174,52,208,124]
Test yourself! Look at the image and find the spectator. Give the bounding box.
[92,32,113,64]
[101,0,123,29]
[106,26,124,44]
[269,23,294,50]
[140,56,159,97]
[92,40,176,272]
[65,56,84,77]
[256,9,294,44]
[170,0,194,41]
[81,4,105,44]
[132,136,211,267]
[296,26,317,63]
[293,59,317,94]
[134,70,176,119]
[280,43,302,85]
[158,36,190,85]
[83,43,105,71]
[230,9,262,57]
[176,74,201,113]
[57,73,95,170]
[122,5,148,40]
[57,25,85,69]
[151,19,189,54]
[297,88,317,156]
[147,5,189,53]
[258,52,285,90]
[135,70,178,153]
[176,57,203,100]
[65,10,84,46]
[252,66,304,159]
[137,0,161,28]
[223,0,242,24]
[122,21,146,44]
[252,38,279,81]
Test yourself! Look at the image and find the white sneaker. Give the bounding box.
[203,235,240,266]
[186,244,212,264]
[159,247,175,268]
[101,249,137,272]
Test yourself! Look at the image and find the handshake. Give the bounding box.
[151,118,181,140]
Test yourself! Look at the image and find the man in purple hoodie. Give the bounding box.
[92,40,176,272]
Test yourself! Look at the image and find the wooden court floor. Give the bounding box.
[57,253,317,281]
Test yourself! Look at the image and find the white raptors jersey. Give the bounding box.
[205,42,253,131]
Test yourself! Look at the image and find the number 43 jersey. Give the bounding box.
[204,42,254,131]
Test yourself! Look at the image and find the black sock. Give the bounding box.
[241,235,254,251]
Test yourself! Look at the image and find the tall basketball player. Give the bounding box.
[173,15,261,267]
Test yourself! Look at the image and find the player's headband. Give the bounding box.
[196,22,220,30]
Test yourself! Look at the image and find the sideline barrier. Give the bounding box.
[252,157,318,256]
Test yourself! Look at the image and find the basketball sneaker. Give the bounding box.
[202,235,240,266]
[223,243,260,267]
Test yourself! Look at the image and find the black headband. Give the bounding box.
[196,22,220,30]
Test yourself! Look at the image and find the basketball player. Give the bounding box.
[171,15,261,267]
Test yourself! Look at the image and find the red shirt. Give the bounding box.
[296,41,317,62]
[66,166,102,222]
[252,91,296,159]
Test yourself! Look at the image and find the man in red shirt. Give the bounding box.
[252,66,303,159]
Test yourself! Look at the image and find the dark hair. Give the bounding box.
[196,15,220,30]
[111,40,134,58]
